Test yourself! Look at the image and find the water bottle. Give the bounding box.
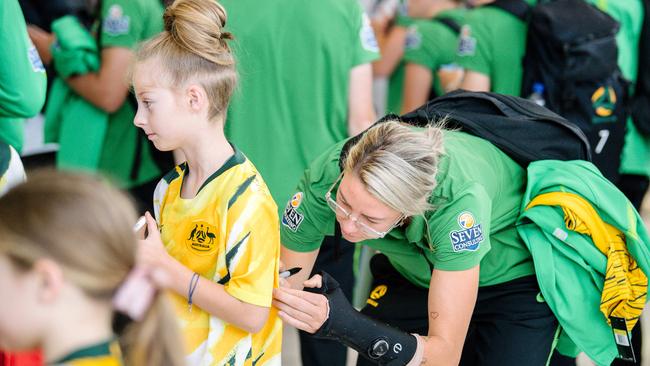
[528,82,546,107]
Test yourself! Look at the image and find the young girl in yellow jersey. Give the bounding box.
[131,0,283,365]
[0,170,185,366]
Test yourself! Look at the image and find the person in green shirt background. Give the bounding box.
[0,2,47,364]
[372,11,415,115]
[28,0,167,212]
[372,0,465,115]
[274,121,558,365]
[0,0,46,199]
[455,0,529,95]
[220,0,378,364]
[401,0,466,113]
[0,0,47,153]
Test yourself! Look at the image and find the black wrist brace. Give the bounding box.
[306,271,418,365]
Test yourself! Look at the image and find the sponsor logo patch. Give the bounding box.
[103,5,130,36]
[282,192,304,232]
[360,13,379,53]
[457,25,476,56]
[405,26,422,50]
[591,85,618,123]
[185,221,218,255]
[449,211,483,252]
[27,40,45,73]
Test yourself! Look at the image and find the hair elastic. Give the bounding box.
[188,272,200,312]
[112,267,156,321]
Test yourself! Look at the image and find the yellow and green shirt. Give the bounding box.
[50,340,122,366]
[154,148,282,366]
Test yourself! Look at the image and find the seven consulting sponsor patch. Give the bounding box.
[449,211,484,252]
[282,192,304,232]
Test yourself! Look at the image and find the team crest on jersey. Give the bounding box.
[360,13,380,53]
[449,211,483,252]
[591,85,618,123]
[27,40,45,73]
[282,192,304,232]
[103,5,130,36]
[186,222,218,255]
[457,25,476,56]
[405,26,422,50]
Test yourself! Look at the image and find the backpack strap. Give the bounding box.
[486,0,531,21]
[433,16,462,34]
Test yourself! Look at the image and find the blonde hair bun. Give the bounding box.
[163,0,234,66]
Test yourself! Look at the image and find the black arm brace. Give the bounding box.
[306,271,418,365]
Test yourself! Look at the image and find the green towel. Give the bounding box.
[517,160,650,365]
[44,15,108,172]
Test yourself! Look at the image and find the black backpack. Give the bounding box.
[340,90,591,169]
[489,0,628,183]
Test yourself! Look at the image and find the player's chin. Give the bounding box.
[151,140,175,152]
[341,233,364,243]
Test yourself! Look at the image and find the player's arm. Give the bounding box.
[273,265,478,365]
[373,25,409,78]
[348,63,376,136]
[138,212,270,333]
[401,62,433,114]
[458,70,490,92]
[280,245,320,290]
[66,47,132,113]
[418,266,479,365]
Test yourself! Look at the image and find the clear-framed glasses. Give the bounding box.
[324,173,404,239]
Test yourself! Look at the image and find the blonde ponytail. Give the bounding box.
[121,295,185,366]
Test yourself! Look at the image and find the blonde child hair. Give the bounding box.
[0,170,184,366]
[134,0,236,120]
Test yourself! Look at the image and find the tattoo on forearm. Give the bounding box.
[429,311,439,320]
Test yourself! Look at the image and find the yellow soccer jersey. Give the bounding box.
[153,149,282,366]
[51,340,122,366]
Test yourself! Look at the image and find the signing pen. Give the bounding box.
[133,216,146,232]
[279,267,302,279]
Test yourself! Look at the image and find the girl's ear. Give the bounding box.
[186,84,209,113]
[33,258,64,303]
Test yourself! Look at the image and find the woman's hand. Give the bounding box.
[273,274,330,333]
[136,212,173,286]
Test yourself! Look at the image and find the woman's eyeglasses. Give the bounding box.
[324,173,404,239]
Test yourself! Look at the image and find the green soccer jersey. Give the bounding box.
[0,0,47,151]
[588,0,650,177]
[92,0,164,187]
[403,9,466,97]
[222,0,380,211]
[281,130,534,288]
[456,5,527,96]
